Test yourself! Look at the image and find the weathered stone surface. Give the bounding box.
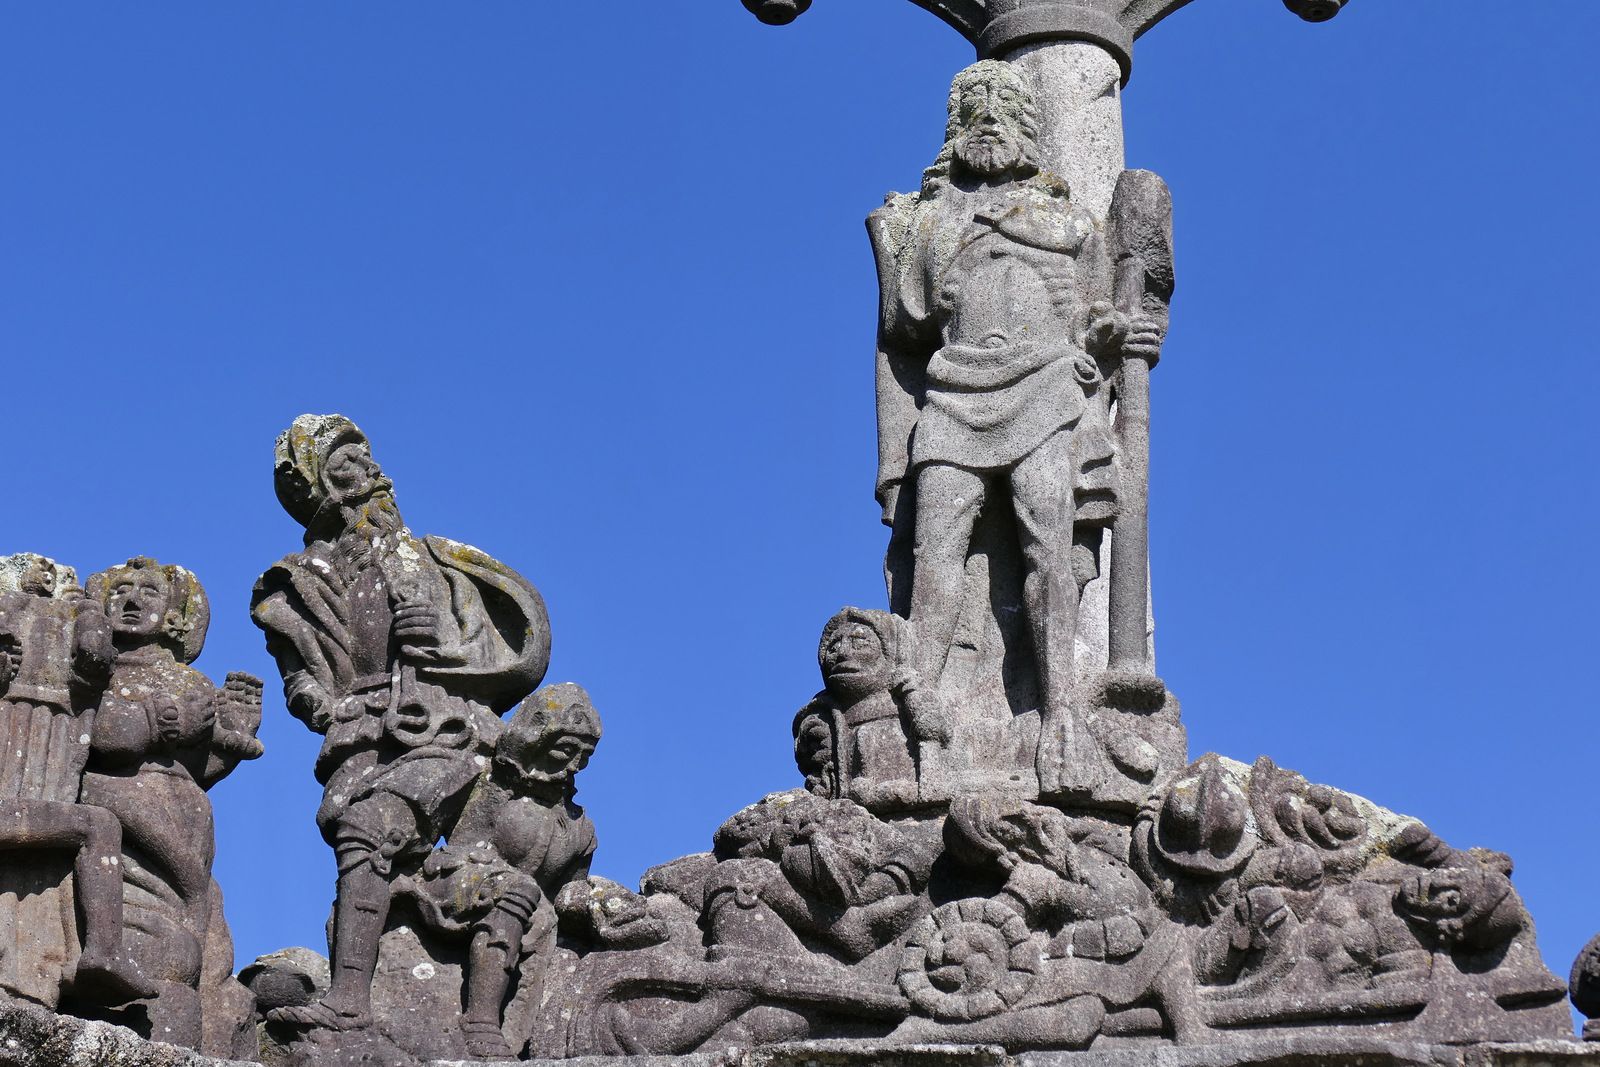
[252,416,651,1064]
[0,552,261,1057]
[3,996,1598,1067]
[866,58,1179,814]
[483,59,1565,1060]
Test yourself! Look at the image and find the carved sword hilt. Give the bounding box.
[741,0,1347,83]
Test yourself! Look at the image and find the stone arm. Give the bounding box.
[251,556,358,734]
[867,198,934,527]
[261,635,330,734]
[70,598,116,693]
[759,865,926,962]
[874,340,924,527]
[90,684,217,764]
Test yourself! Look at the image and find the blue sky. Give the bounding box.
[4,0,1597,1009]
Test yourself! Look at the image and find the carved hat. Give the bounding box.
[272,413,370,527]
[1149,758,1257,878]
[87,557,210,664]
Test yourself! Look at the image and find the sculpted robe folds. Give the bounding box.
[869,180,1116,520]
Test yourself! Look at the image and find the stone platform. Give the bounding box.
[4,1001,1598,1067]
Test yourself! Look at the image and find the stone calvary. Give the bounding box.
[4,1,1600,1066]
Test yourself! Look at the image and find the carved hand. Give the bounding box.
[216,673,266,759]
[1121,318,1165,363]
[393,599,448,661]
[180,689,218,745]
[1086,301,1129,357]
[71,597,116,686]
[286,675,333,732]
[877,479,902,528]
[152,696,184,746]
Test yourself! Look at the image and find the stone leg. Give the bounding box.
[321,858,390,1023]
[0,798,154,1003]
[269,793,414,1032]
[1008,431,1087,796]
[908,462,988,687]
[460,903,534,1060]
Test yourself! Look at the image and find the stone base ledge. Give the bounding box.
[4,1005,1598,1067]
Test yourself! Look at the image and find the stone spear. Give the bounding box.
[1106,168,1173,681]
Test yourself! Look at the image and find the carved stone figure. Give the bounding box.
[0,553,258,1060]
[78,558,263,1056]
[800,608,948,813]
[0,553,150,1008]
[391,682,626,1059]
[1133,758,1568,1040]
[868,59,1176,807]
[251,414,552,1047]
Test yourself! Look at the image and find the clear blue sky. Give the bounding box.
[4,1,1597,1007]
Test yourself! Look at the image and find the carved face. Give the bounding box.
[106,568,171,641]
[320,441,392,508]
[1396,866,1515,950]
[821,622,890,701]
[497,728,598,795]
[19,558,58,598]
[794,712,834,781]
[952,77,1029,179]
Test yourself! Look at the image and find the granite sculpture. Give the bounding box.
[867,58,1178,812]
[0,552,260,1059]
[252,415,647,1063]
[494,56,1571,1060]
[7,0,1597,1062]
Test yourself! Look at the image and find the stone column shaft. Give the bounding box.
[1003,40,1125,221]
[1006,38,1154,672]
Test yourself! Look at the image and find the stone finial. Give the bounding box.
[740,0,1349,82]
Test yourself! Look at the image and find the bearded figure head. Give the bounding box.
[495,682,603,802]
[923,59,1044,195]
[272,414,402,544]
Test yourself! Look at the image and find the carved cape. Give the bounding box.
[251,534,550,775]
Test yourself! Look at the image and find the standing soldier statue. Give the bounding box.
[251,415,551,1039]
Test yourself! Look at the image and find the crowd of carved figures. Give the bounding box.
[2,55,1597,1067]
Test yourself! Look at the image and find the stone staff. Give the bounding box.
[1106,168,1173,677]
